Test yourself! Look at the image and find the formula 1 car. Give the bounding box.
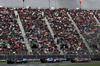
[40,58,62,63]
[71,58,92,63]
[7,58,28,64]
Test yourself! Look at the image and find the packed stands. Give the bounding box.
[18,8,59,54]
[69,9,100,54]
[44,8,87,54]
[0,7,27,55]
[0,7,100,55]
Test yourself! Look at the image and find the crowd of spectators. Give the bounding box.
[44,8,87,54]
[69,9,100,54]
[18,8,59,54]
[0,7,100,55]
[0,7,27,55]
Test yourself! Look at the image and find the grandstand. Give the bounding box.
[0,0,100,60]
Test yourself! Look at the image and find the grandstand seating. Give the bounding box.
[0,7,27,55]
[69,9,100,54]
[18,8,59,54]
[0,7,100,55]
[44,8,87,54]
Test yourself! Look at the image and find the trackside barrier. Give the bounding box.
[0,54,100,61]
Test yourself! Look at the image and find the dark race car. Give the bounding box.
[40,58,62,63]
[7,58,28,64]
[71,58,92,63]
[7,59,15,64]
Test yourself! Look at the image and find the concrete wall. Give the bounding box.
[0,0,100,9]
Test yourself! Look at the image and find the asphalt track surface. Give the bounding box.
[0,62,93,66]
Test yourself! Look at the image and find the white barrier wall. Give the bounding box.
[0,0,100,9]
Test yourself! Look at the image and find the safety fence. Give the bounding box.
[0,54,100,60]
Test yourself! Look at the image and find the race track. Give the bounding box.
[0,62,93,66]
